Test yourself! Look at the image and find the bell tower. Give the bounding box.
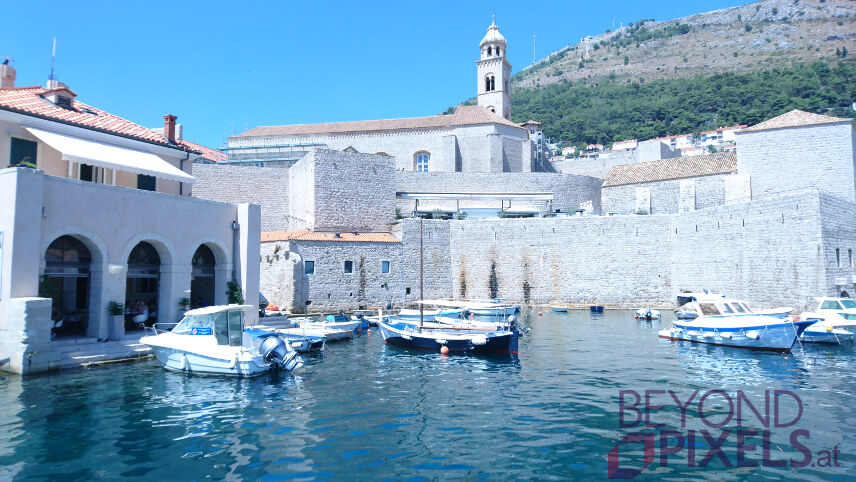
[476,17,512,120]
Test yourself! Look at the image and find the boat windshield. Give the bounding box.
[731,303,746,313]
[721,304,734,314]
[173,314,213,335]
[841,299,856,309]
[842,313,856,321]
[698,303,721,316]
[741,303,754,313]
[821,300,843,310]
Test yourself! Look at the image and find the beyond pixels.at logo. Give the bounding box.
[607,389,842,479]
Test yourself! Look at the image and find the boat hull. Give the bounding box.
[148,345,272,377]
[378,321,518,354]
[659,319,814,352]
[801,327,855,344]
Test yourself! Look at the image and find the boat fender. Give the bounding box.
[744,331,762,340]
[181,353,189,372]
[826,325,834,332]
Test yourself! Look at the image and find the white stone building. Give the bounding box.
[223,20,533,173]
[0,66,261,375]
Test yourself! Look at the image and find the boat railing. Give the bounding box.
[144,322,178,336]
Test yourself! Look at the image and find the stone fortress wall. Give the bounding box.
[261,189,852,313]
[394,171,603,215]
[601,173,735,214]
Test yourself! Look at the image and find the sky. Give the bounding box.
[1,0,749,149]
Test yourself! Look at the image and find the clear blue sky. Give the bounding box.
[1,0,748,149]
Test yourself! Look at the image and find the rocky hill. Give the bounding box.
[514,0,856,89]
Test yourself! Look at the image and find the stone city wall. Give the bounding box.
[601,173,734,214]
[818,192,856,298]
[258,190,855,312]
[395,172,603,214]
[260,240,403,312]
[447,216,673,306]
[307,149,395,233]
[193,163,290,232]
[737,122,856,204]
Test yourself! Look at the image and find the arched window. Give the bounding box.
[497,48,501,56]
[490,76,496,91]
[487,46,492,56]
[485,77,491,92]
[415,152,429,172]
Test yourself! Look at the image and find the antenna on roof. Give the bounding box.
[49,38,56,81]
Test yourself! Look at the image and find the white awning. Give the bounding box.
[25,127,195,184]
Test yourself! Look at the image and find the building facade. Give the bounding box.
[0,67,260,375]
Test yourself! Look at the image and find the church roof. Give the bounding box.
[741,109,853,133]
[602,152,737,187]
[480,19,507,47]
[235,105,524,138]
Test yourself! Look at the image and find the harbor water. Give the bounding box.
[1,309,855,480]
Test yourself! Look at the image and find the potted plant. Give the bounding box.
[226,281,244,304]
[178,297,191,312]
[106,301,125,341]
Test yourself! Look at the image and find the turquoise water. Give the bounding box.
[1,310,855,480]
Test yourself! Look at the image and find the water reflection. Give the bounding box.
[0,310,853,479]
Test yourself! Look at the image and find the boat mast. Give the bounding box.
[420,217,424,329]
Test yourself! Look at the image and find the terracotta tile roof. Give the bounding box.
[178,139,227,162]
[0,86,198,153]
[742,110,853,133]
[261,230,400,243]
[235,105,524,138]
[602,151,737,187]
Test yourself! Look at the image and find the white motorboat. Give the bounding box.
[659,294,813,352]
[635,307,661,319]
[798,297,856,344]
[141,305,303,377]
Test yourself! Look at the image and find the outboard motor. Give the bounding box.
[259,336,303,372]
[508,315,530,334]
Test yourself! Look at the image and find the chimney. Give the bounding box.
[163,114,177,143]
[0,62,15,89]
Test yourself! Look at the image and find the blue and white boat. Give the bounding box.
[635,307,661,319]
[798,297,856,344]
[659,294,814,352]
[377,317,522,354]
[141,305,303,376]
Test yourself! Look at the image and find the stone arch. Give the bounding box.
[188,238,231,307]
[121,234,177,331]
[120,233,176,267]
[841,290,850,298]
[42,233,104,338]
[40,226,108,267]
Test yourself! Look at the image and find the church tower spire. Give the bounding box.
[476,17,512,120]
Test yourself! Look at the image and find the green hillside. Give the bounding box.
[509,60,856,146]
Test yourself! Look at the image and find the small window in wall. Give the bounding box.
[850,249,853,268]
[137,174,156,191]
[381,261,390,273]
[305,260,315,275]
[10,138,37,167]
[836,248,841,267]
[415,152,429,172]
[529,129,535,134]
[405,287,411,295]
[343,260,354,275]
